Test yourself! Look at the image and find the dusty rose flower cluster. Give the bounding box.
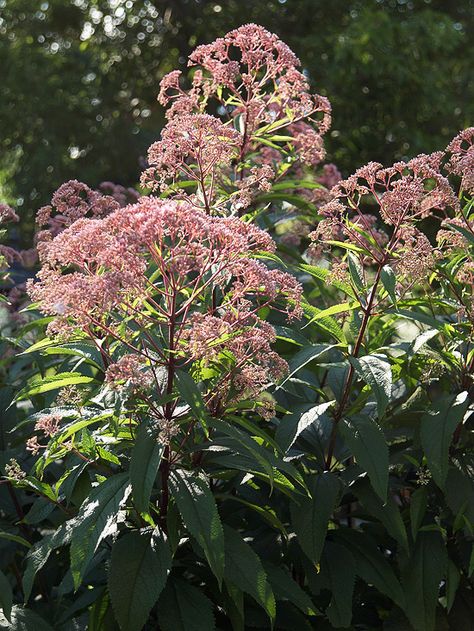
[310,147,462,279]
[105,354,153,390]
[142,24,331,214]
[445,127,474,194]
[28,194,302,416]
[26,414,62,455]
[36,179,120,243]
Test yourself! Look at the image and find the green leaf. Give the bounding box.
[335,529,405,608]
[402,531,448,631]
[0,531,31,548]
[410,487,428,540]
[169,470,224,587]
[108,529,171,631]
[299,263,355,297]
[175,371,209,435]
[276,401,335,452]
[276,344,337,389]
[307,301,360,325]
[0,570,12,622]
[70,473,131,590]
[15,372,95,401]
[350,354,392,418]
[290,472,340,564]
[300,301,347,343]
[130,423,163,513]
[339,414,388,501]
[264,562,317,616]
[157,578,215,631]
[321,542,355,628]
[420,392,469,488]
[223,525,276,622]
[446,559,460,613]
[347,253,365,293]
[381,265,397,303]
[352,477,408,552]
[0,606,53,630]
[23,522,73,602]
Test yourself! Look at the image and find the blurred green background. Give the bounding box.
[1,0,473,236]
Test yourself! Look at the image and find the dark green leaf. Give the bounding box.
[109,530,171,631]
[335,529,405,608]
[130,423,163,513]
[276,401,335,452]
[223,525,276,622]
[420,392,469,488]
[402,531,448,631]
[350,354,392,418]
[264,562,317,616]
[291,472,340,564]
[340,414,388,501]
[410,486,428,540]
[169,470,224,586]
[70,473,131,590]
[352,477,408,551]
[321,542,355,628]
[157,578,215,631]
[0,570,12,622]
[0,606,53,630]
[277,344,338,389]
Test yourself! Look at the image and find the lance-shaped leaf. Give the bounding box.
[264,562,317,616]
[350,354,392,418]
[276,344,338,389]
[223,525,276,622]
[275,401,335,452]
[420,391,469,488]
[15,372,96,401]
[108,529,171,631]
[352,476,408,552]
[290,472,340,564]
[321,542,356,629]
[402,531,447,631]
[340,414,389,501]
[335,529,405,609]
[130,422,163,513]
[0,606,53,630]
[157,578,215,631]
[169,470,224,586]
[0,570,12,622]
[381,265,397,303]
[70,473,131,590]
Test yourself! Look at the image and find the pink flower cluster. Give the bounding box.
[141,114,240,197]
[310,147,462,279]
[143,24,332,212]
[445,127,474,194]
[105,354,153,390]
[184,311,287,415]
[29,194,302,412]
[36,180,119,243]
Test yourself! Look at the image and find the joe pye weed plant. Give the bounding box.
[0,23,473,631]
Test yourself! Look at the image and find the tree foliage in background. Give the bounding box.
[0,0,473,236]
